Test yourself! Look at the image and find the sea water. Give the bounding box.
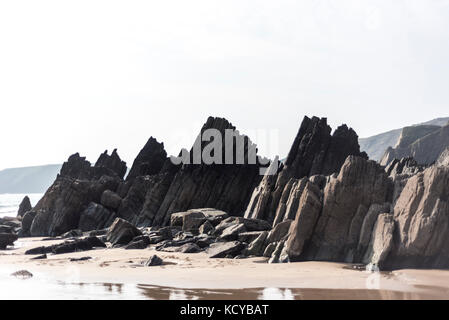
[0,194,43,218]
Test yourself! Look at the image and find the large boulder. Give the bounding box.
[246,231,269,256]
[100,190,122,210]
[207,241,245,258]
[0,233,18,249]
[106,218,142,245]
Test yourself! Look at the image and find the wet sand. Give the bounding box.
[1,237,449,300]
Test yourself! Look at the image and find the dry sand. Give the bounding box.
[1,237,449,299]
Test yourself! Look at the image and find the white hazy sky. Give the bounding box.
[1,0,449,170]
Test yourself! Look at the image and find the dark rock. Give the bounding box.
[175,243,201,253]
[246,231,269,256]
[79,202,115,232]
[182,211,207,233]
[17,196,32,218]
[242,218,272,232]
[100,190,122,210]
[201,209,229,226]
[20,211,37,236]
[0,233,18,249]
[213,217,241,236]
[11,270,33,279]
[52,236,106,255]
[214,217,271,237]
[70,256,92,262]
[207,241,245,258]
[85,229,108,237]
[195,235,215,248]
[29,151,124,237]
[124,240,149,250]
[149,235,166,244]
[0,225,14,233]
[268,241,286,264]
[95,149,127,179]
[218,223,246,241]
[238,231,264,244]
[267,219,293,244]
[126,137,167,181]
[385,157,424,178]
[149,117,263,227]
[25,246,52,255]
[145,255,163,266]
[106,218,142,245]
[61,229,83,238]
[31,254,47,260]
[199,221,214,235]
[263,242,277,258]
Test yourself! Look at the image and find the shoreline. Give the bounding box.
[1,237,449,299]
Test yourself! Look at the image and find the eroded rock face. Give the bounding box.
[305,156,392,261]
[245,116,367,224]
[281,156,393,263]
[363,213,395,268]
[381,124,449,166]
[284,181,323,260]
[28,152,126,237]
[385,165,449,269]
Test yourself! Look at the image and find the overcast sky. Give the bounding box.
[1,0,449,170]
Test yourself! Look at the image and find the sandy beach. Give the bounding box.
[1,237,449,300]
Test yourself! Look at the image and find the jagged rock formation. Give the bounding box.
[28,152,125,236]
[245,116,367,225]
[381,123,449,166]
[126,137,167,181]
[17,196,32,218]
[23,116,264,236]
[15,114,449,271]
[122,117,263,228]
[281,156,393,262]
[242,152,448,270]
